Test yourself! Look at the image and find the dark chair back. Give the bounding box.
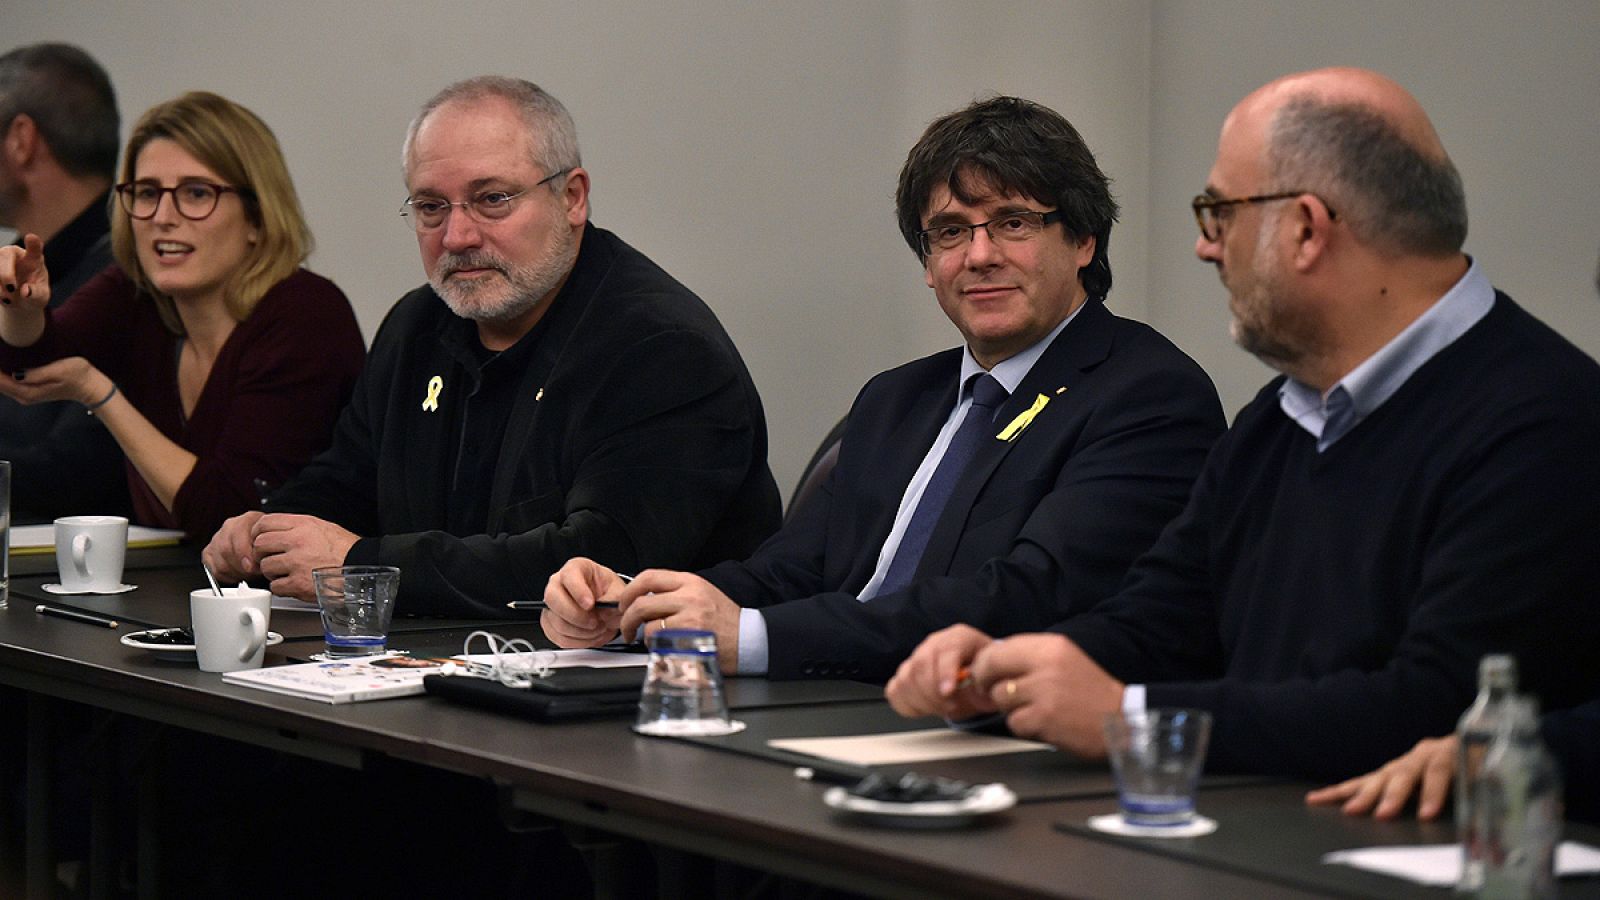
[786,416,847,521]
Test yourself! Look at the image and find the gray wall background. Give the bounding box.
[8,1,1598,500]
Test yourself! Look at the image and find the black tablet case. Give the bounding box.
[423,666,643,721]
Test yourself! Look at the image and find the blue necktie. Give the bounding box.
[875,373,1008,597]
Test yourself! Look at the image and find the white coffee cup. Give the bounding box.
[54,515,129,593]
[191,587,272,673]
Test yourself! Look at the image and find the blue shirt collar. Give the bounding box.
[1280,258,1494,450]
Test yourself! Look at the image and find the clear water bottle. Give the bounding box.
[1458,654,1519,892]
[1473,697,1563,899]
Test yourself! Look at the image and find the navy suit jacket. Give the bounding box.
[700,298,1225,681]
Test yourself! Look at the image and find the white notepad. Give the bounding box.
[7,523,185,555]
[1323,841,1600,886]
[769,728,1051,766]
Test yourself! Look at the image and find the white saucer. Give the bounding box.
[42,583,137,595]
[121,630,284,663]
[1087,812,1217,838]
[633,719,747,737]
[823,783,1016,828]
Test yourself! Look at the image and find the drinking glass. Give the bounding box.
[1104,708,1212,827]
[633,629,742,736]
[311,565,400,658]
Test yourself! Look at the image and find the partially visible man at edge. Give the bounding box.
[0,43,129,519]
[1306,255,1600,824]
[204,76,780,615]
[540,96,1223,681]
[886,67,1600,783]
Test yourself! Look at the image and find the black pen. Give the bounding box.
[506,600,619,611]
[35,604,119,629]
[507,573,633,611]
[793,765,874,786]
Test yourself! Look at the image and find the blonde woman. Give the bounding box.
[0,91,363,539]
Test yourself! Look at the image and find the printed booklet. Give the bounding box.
[222,654,454,704]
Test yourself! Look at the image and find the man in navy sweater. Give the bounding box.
[886,67,1600,782]
[1305,701,1600,825]
[1305,255,1600,822]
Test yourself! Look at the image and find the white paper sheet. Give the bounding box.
[769,728,1050,766]
[1322,841,1600,886]
[459,649,647,669]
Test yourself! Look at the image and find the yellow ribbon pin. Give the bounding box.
[996,394,1050,441]
[421,375,443,412]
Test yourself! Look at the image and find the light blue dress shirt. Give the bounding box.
[1277,259,1494,451]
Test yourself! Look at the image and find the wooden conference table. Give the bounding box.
[4,548,1600,899]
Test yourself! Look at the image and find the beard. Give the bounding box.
[1226,216,1320,373]
[1228,267,1300,369]
[428,226,577,325]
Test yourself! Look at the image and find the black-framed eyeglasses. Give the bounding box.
[400,168,571,232]
[1191,191,1336,242]
[917,209,1063,257]
[115,180,250,221]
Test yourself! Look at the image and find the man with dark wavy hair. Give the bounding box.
[0,42,128,520]
[888,68,1600,784]
[542,96,1222,681]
